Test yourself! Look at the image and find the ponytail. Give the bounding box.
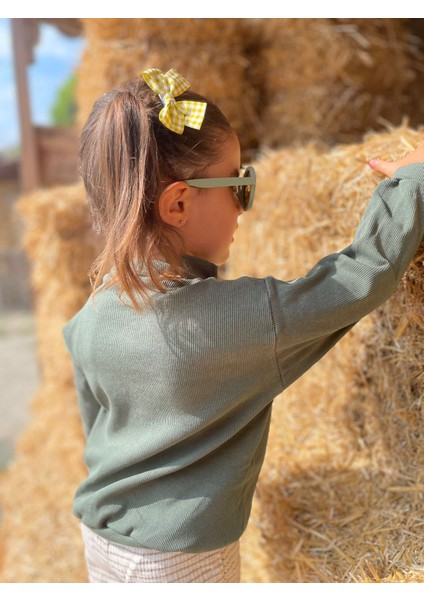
[79,77,233,311]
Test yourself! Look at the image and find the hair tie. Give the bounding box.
[141,68,207,135]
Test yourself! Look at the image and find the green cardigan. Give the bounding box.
[63,164,424,553]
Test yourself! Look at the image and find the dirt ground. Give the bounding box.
[0,310,40,472]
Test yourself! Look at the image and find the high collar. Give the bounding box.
[102,255,218,288]
[180,255,218,280]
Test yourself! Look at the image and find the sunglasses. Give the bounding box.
[185,165,256,211]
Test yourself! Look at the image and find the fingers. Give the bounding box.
[368,158,397,178]
[368,141,424,178]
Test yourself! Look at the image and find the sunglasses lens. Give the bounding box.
[242,167,255,211]
[236,186,247,210]
[241,187,249,210]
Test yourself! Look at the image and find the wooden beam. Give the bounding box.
[42,18,82,37]
[11,18,41,192]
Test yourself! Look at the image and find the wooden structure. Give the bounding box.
[10,18,82,192]
[0,19,82,310]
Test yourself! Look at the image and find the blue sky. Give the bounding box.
[0,18,85,152]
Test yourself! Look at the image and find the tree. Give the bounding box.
[50,73,77,126]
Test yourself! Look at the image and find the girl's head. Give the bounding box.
[79,69,240,310]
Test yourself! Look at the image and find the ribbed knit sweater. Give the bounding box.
[63,164,424,553]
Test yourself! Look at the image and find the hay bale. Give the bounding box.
[229,124,424,582]
[82,17,242,45]
[0,184,99,582]
[248,18,424,148]
[77,18,259,159]
[76,18,424,156]
[15,183,101,383]
[0,380,88,582]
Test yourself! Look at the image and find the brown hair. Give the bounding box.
[79,76,233,311]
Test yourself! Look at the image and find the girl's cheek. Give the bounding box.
[231,191,242,211]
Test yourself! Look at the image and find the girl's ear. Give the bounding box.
[158,181,190,227]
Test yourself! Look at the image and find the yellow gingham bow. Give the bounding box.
[142,68,207,135]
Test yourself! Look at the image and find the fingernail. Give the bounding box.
[369,159,379,168]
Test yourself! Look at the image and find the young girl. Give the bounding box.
[63,67,424,583]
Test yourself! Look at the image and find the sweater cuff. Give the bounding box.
[393,162,424,184]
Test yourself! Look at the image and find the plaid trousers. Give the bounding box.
[81,523,241,583]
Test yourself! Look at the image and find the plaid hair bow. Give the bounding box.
[142,68,207,135]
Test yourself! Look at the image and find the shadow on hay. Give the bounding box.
[253,458,423,583]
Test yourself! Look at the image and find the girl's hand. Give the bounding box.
[369,141,424,178]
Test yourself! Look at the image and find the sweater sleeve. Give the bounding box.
[63,324,101,439]
[265,163,424,389]
[70,360,101,439]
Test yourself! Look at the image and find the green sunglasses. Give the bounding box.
[185,165,256,211]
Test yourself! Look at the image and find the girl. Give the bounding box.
[63,68,424,583]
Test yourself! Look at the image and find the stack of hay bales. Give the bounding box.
[228,124,424,582]
[77,18,259,158]
[248,18,424,148]
[0,184,100,582]
[1,18,424,583]
[77,18,424,158]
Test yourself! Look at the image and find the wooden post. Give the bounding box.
[11,18,40,192]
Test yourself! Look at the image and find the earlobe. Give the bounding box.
[158,181,190,227]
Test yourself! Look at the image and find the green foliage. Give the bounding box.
[50,73,77,126]
[0,145,20,160]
